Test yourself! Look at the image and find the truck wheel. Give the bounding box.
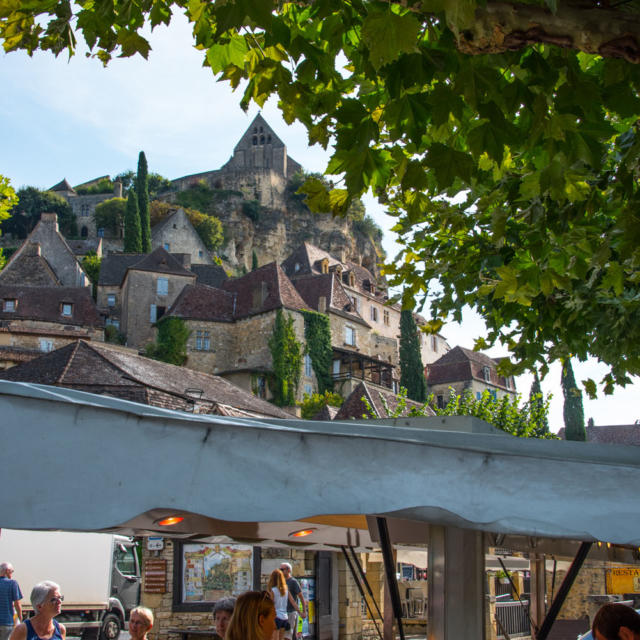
[100,614,121,640]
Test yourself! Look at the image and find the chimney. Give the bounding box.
[40,213,59,232]
[318,296,326,313]
[24,242,42,257]
[113,180,123,198]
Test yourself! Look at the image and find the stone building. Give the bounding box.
[426,346,517,409]
[171,113,302,210]
[151,209,213,265]
[50,176,124,240]
[119,248,196,348]
[0,286,104,369]
[0,213,91,288]
[0,339,292,418]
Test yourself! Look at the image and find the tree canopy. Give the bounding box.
[5,0,640,393]
[93,196,126,236]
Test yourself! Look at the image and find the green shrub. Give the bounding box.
[300,391,344,420]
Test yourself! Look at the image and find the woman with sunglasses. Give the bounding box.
[10,582,65,640]
[226,591,276,640]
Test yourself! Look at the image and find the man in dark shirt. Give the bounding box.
[0,563,22,640]
[280,563,306,640]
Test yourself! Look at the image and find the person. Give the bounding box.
[212,597,236,640]
[592,603,640,640]
[267,571,289,640]
[226,591,276,640]
[279,564,306,640]
[128,607,154,640]
[10,581,65,640]
[0,564,22,640]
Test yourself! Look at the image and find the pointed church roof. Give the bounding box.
[49,178,75,193]
[234,113,286,152]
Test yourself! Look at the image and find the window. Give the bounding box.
[333,359,341,376]
[489,389,497,400]
[107,294,116,307]
[195,330,210,351]
[345,326,356,346]
[383,310,390,326]
[80,204,90,217]
[198,250,203,258]
[476,391,482,400]
[61,303,73,317]
[370,307,378,322]
[106,318,120,329]
[431,335,438,351]
[304,354,313,377]
[164,242,170,251]
[437,395,444,409]
[3,299,16,312]
[39,339,54,353]
[482,366,491,382]
[157,277,169,296]
[114,545,137,576]
[294,262,301,272]
[97,228,104,238]
[252,374,267,399]
[321,259,329,274]
[81,226,88,238]
[351,296,361,312]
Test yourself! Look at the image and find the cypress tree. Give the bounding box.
[399,309,427,402]
[529,371,549,433]
[137,151,151,252]
[123,190,142,253]
[252,251,259,271]
[562,359,586,441]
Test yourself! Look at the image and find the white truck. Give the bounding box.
[0,529,140,640]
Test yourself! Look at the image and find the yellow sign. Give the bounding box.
[606,567,640,594]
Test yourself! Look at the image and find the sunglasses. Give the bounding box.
[50,596,64,603]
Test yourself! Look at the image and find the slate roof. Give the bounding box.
[127,247,194,277]
[585,424,640,446]
[98,254,143,286]
[310,405,340,421]
[68,238,101,256]
[191,264,228,288]
[0,340,292,419]
[334,382,433,420]
[0,244,60,286]
[49,178,75,193]
[0,285,104,327]
[222,262,308,318]
[426,345,512,390]
[169,284,235,322]
[281,242,342,278]
[293,273,369,326]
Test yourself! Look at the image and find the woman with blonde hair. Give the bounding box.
[266,570,289,640]
[225,591,275,640]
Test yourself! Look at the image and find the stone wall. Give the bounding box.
[152,210,212,266]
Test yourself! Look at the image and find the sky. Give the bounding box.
[1,13,638,432]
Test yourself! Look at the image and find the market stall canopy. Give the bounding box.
[2,380,640,547]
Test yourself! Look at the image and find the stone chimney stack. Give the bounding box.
[318,296,327,313]
[113,180,123,198]
[40,212,59,232]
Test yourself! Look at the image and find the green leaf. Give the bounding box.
[116,28,150,58]
[205,36,249,73]
[424,143,474,190]
[361,8,420,71]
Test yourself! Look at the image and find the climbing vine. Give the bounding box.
[268,309,303,406]
[302,310,333,395]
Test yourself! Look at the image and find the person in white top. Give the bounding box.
[267,570,289,640]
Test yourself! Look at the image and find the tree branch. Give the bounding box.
[456,2,640,62]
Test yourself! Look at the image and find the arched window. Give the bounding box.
[260,135,265,144]
[252,136,258,145]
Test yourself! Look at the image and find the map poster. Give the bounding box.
[182,543,253,602]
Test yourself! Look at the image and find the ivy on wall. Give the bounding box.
[302,310,333,394]
[268,309,303,406]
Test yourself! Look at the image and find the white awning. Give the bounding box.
[2,380,639,547]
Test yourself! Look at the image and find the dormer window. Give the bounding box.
[3,299,16,312]
[61,303,73,317]
[482,366,491,382]
[320,259,329,274]
[348,272,356,287]
[294,262,301,272]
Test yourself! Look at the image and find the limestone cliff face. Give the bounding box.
[209,195,384,276]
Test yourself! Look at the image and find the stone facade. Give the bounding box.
[151,209,213,266]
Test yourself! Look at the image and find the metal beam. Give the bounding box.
[376,517,405,640]
[536,542,593,640]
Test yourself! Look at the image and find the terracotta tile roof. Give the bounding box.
[98,254,144,286]
[0,340,292,418]
[281,242,341,278]
[585,424,640,446]
[0,285,104,327]
[191,264,228,288]
[222,262,308,318]
[292,273,369,326]
[426,345,512,389]
[169,283,235,321]
[128,247,194,276]
[0,244,60,286]
[334,382,433,420]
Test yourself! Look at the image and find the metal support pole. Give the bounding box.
[348,546,384,622]
[536,542,592,640]
[376,517,406,640]
[341,546,384,640]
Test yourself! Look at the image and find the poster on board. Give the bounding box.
[182,543,253,602]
